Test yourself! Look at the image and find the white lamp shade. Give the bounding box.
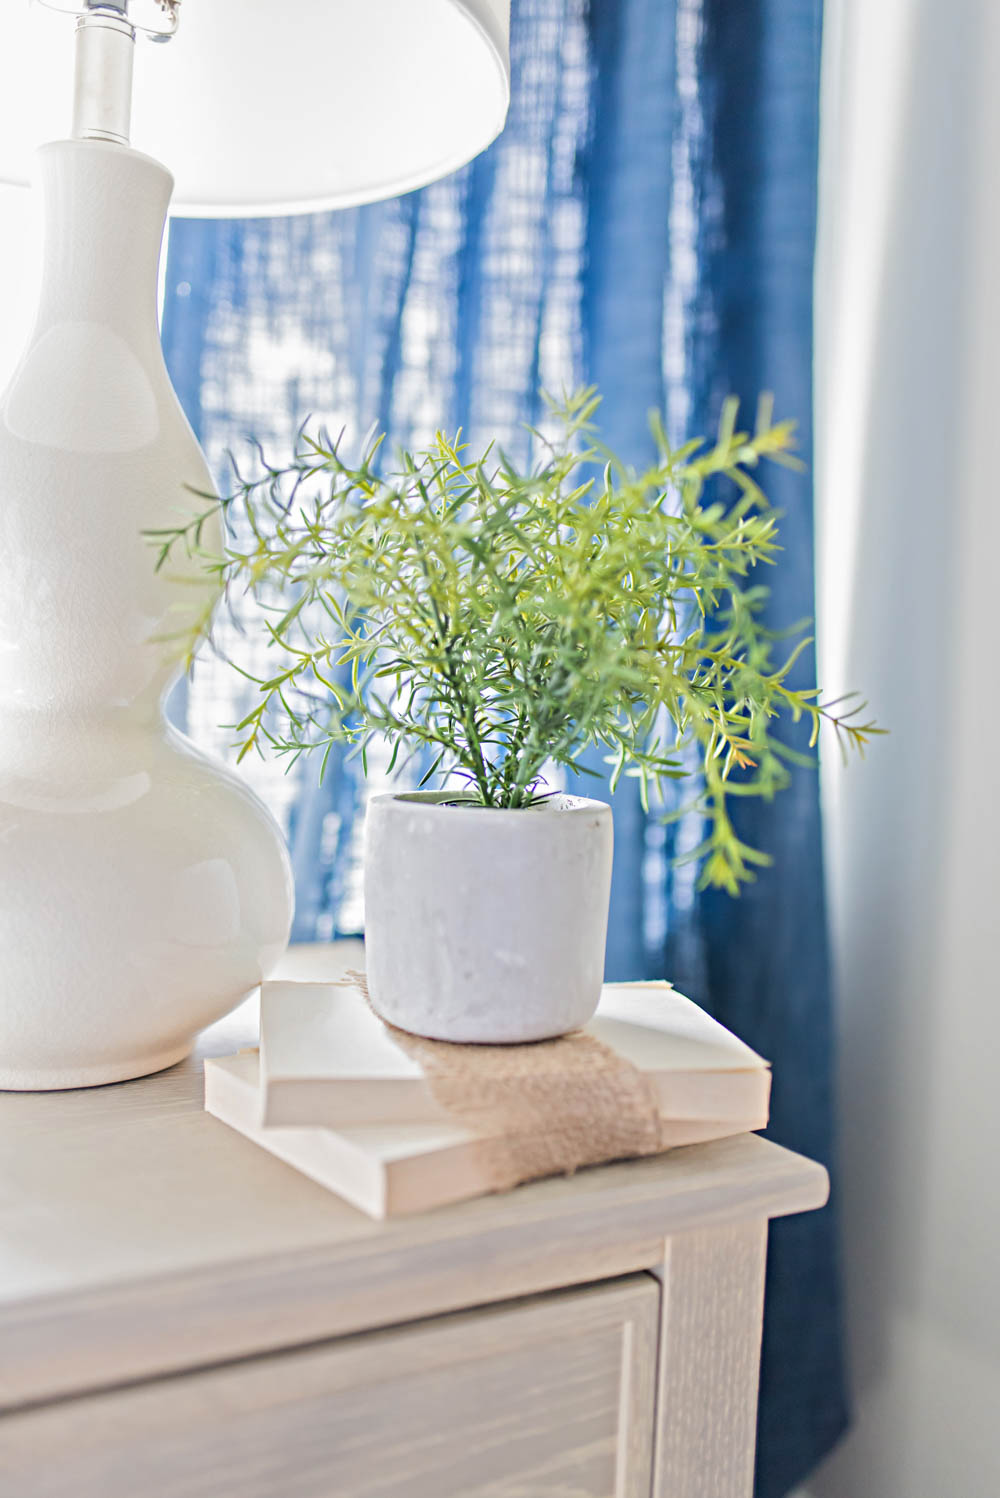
[0,0,511,215]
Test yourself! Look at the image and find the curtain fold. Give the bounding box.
[677,5,851,1492]
[162,2,846,1488]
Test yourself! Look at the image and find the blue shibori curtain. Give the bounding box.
[162,1,846,1490]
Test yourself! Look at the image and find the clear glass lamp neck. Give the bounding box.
[71,4,137,146]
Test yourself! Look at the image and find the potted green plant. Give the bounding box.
[155,389,876,1043]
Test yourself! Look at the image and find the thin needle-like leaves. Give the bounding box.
[151,389,882,891]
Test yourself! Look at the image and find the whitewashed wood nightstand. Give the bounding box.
[0,946,827,1498]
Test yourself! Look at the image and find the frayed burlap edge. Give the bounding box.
[336,970,667,1193]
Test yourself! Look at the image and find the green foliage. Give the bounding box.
[151,388,880,894]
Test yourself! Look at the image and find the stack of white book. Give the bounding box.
[205,980,770,1218]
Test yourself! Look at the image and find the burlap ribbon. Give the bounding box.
[340,971,667,1192]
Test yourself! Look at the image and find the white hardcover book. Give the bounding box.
[257,978,770,1130]
[259,981,452,1127]
[205,1050,766,1220]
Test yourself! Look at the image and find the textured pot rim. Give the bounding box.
[368,789,611,819]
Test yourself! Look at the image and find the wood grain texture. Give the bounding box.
[0,943,828,1413]
[653,1221,769,1498]
[0,1276,659,1498]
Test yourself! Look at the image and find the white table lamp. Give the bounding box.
[0,0,511,1090]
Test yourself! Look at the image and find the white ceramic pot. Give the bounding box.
[364,791,613,1043]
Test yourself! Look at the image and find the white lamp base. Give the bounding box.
[2,1042,191,1094]
[0,139,294,1090]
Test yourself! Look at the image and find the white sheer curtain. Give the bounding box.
[815,0,1000,1493]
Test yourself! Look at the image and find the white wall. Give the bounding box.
[814,0,1000,1493]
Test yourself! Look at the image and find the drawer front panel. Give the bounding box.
[0,1275,659,1498]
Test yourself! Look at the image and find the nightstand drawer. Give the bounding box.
[0,1274,659,1498]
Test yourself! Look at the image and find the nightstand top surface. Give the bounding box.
[0,943,827,1410]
